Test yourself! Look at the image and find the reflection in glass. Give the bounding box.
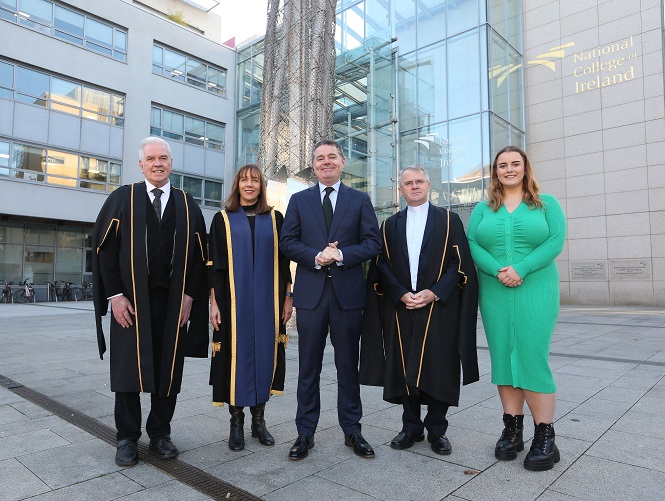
[417,0,445,49]
[80,156,108,182]
[85,18,113,48]
[0,61,13,88]
[447,0,479,37]
[16,66,48,100]
[163,109,184,137]
[185,117,205,145]
[44,150,79,186]
[82,87,111,114]
[447,29,480,120]
[164,49,186,81]
[56,229,82,247]
[54,5,83,37]
[51,77,81,106]
[208,66,226,96]
[13,144,45,182]
[114,29,126,52]
[183,176,202,199]
[109,162,121,184]
[18,0,52,26]
[417,42,447,127]
[0,141,9,177]
[187,59,207,89]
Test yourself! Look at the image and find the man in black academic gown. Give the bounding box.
[361,165,479,455]
[92,137,208,467]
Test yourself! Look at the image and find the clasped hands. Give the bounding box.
[316,241,342,267]
[497,266,523,288]
[111,293,193,328]
[401,289,436,309]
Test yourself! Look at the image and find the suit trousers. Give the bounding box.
[295,278,363,436]
[115,287,177,442]
[401,392,449,437]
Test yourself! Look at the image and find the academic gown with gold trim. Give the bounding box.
[208,208,291,407]
[92,182,209,397]
[360,205,479,406]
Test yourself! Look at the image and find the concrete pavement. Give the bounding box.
[1,301,664,500]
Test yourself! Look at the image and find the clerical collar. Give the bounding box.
[407,201,429,213]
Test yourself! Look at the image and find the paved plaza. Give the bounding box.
[1,301,664,500]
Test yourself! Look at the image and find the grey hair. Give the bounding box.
[311,139,345,164]
[398,165,430,186]
[139,136,172,162]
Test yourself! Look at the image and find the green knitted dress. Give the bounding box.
[467,194,566,393]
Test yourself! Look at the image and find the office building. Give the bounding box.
[0,0,235,289]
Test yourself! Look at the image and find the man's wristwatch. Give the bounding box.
[285,291,293,298]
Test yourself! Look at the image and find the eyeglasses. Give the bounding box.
[402,179,429,187]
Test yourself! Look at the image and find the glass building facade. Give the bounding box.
[236,0,524,223]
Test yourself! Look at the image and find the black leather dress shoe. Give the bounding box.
[344,431,375,458]
[428,434,452,455]
[288,434,314,460]
[390,431,425,450]
[149,436,179,459]
[115,439,139,466]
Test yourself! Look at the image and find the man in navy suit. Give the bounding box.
[280,139,381,460]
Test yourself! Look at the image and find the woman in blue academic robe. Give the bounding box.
[208,164,292,451]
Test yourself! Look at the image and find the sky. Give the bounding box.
[213,0,269,46]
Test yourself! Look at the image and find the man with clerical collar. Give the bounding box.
[92,137,209,467]
[361,165,479,455]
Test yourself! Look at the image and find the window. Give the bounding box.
[152,43,227,97]
[151,105,225,151]
[170,173,223,208]
[0,0,127,61]
[0,59,124,125]
[2,140,121,191]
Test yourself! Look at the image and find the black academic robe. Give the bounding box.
[360,205,479,406]
[92,182,209,397]
[208,208,291,407]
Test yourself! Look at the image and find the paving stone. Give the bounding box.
[22,472,144,500]
[0,457,50,500]
[204,435,348,497]
[17,439,122,489]
[263,474,379,500]
[452,436,591,501]
[612,410,665,440]
[120,462,177,489]
[116,479,212,500]
[0,428,70,461]
[316,441,474,500]
[0,404,31,426]
[549,455,665,500]
[586,429,665,473]
[0,387,24,406]
[554,412,620,441]
[10,400,53,419]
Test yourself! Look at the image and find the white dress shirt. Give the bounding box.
[315,180,344,268]
[406,201,429,291]
[145,179,171,219]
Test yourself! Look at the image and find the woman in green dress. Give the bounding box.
[468,146,566,471]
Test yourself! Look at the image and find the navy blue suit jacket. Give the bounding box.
[280,182,381,310]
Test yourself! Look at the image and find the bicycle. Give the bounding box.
[54,281,77,301]
[14,279,36,303]
[1,280,13,303]
[80,280,94,300]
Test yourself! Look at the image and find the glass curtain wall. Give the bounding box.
[235,1,525,223]
[0,221,92,285]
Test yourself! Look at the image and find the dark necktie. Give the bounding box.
[323,186,334,234]
[152,188,163,222]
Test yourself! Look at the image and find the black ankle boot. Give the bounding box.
[495,413,524,460]
[250,403,275,446]
[228,405,245,451]
[524,422,560,471]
